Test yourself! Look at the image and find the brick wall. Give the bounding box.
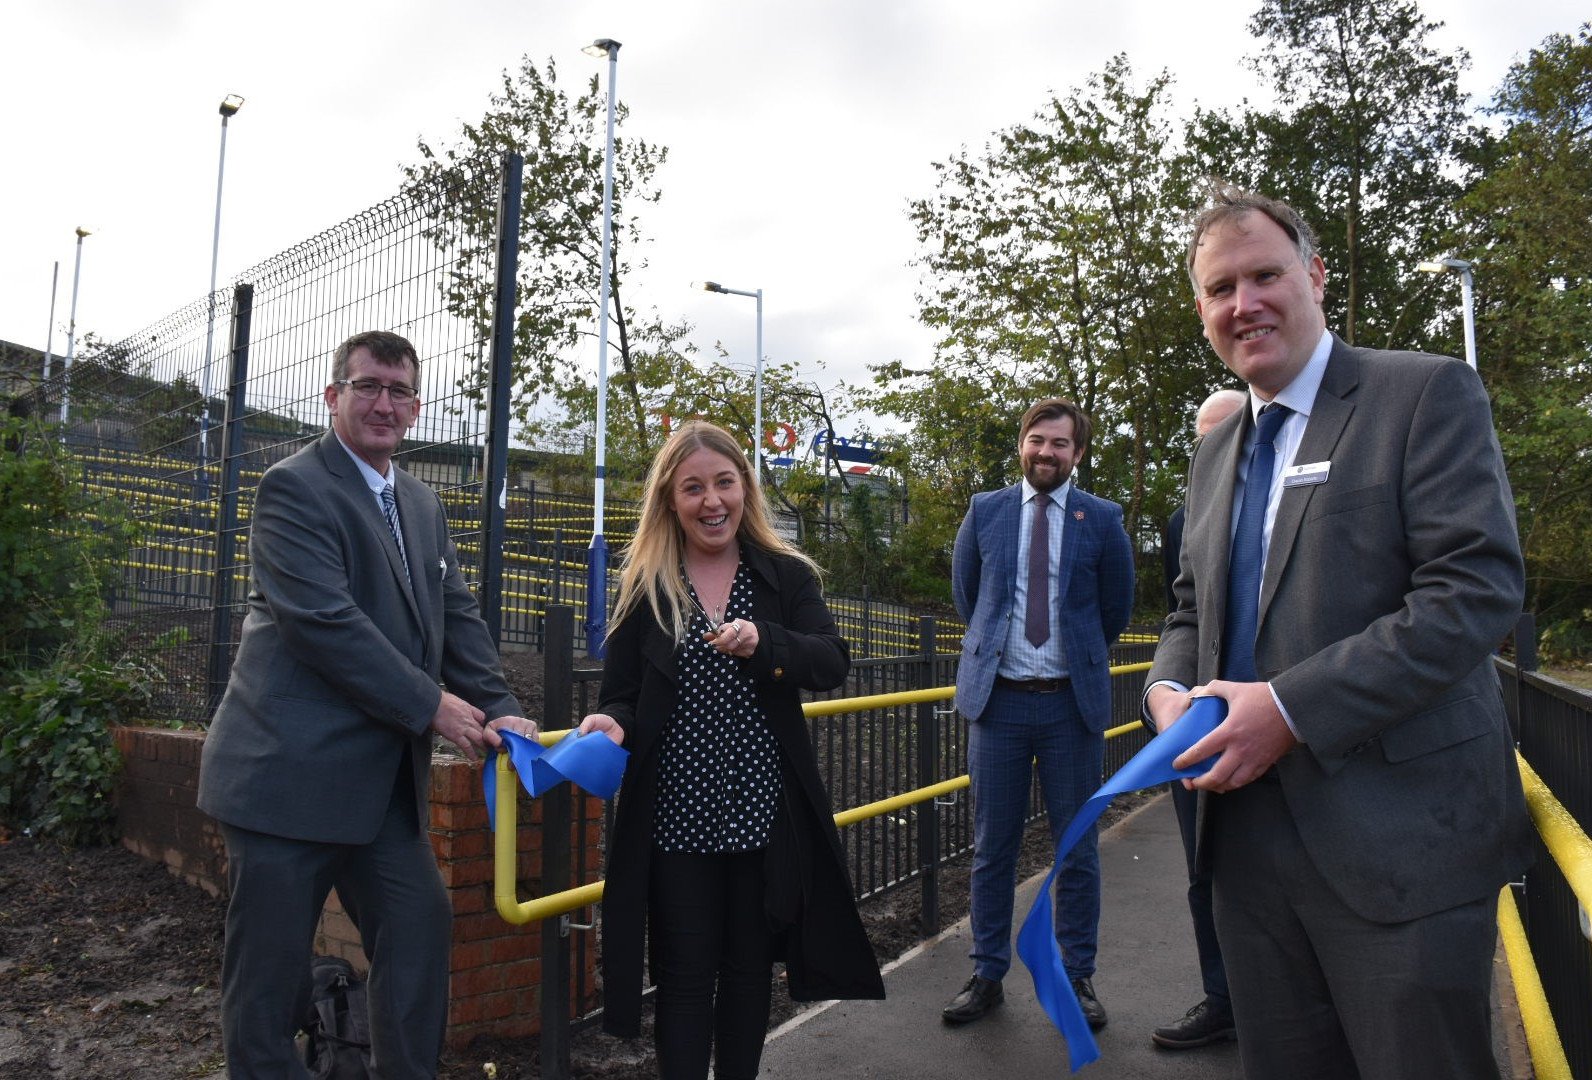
[112,725,604,1047]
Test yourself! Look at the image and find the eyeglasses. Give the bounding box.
[333,378,419,405]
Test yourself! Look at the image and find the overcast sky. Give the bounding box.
[3,0,1578,435]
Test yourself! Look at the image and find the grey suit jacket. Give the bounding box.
[1149,337,1531,922]
[953,482,1136,727]
[198,432,520,845]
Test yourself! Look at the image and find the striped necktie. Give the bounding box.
[380,483,411,581]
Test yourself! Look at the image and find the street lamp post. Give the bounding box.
[42,260,59,381]
[61,226,91,427]
[582,38,620,658]
[1417,256,1477,369]
[699,281,764,472]
[199,93,245,498]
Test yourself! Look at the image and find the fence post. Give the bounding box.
[206,283,253,714]
[476,152,522,647]
[916,615,941,937]
[541,605,575,1079]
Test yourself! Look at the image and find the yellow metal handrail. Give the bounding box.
[1491,751,1590,1080]
[1497,885,1573,1080]
[492,660,1156,924]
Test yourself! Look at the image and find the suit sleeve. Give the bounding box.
[1098,501,1136,645]
[1271,361,1524,755]
[952,497,980,622]
[248,464,443,734]
[430,487,521,720]
[1148,445,1206,691]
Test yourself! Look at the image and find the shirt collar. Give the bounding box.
[1249,328,1332,424]
[333,431,394,494]
[1021,475,1072,506]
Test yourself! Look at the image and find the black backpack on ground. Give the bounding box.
[298,954,374,1079]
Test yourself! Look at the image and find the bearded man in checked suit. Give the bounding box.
[1146,184,1530,1079]
[941,398,1136,1029]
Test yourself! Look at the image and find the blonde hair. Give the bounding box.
[611,420,822,644]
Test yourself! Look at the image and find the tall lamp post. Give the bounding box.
[199,93,245,499]
[42,261,60,382]
[1417,256,1476,369]
[699,281,764,472]
[582,38,620,657]
[61,226,92,427]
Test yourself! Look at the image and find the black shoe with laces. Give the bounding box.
[942,975,1004,1024]
[1071,976,1107,1030]
[1151,997,1237,1049]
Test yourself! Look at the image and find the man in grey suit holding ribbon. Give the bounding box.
[1147,184,1530,1078]
[941,398,1135,1028]
[199,330,536,1078]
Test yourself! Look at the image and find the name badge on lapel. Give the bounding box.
[1282,461,1331,488]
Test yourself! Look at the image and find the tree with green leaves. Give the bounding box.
[865,56,1220,605]
[1453,24,1592,657]
[1187,0,1472,351]
[402,54,673,464]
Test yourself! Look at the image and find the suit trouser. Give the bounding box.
[967,682,1102,982]
[1170,782,1229,1005]
[219,775,452,1080]
[1211,777,1500,1080]
[648,849,777,1080]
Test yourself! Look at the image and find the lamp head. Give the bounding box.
[219,94,245,117]
[1417,256,1472,275]
[74,225,92,239]
[699,280,726,294]
[582,38,621,58]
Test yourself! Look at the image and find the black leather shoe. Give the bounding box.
[942,975,1004,1024]
[1071,976,1107,1029]
[1151,998,1236,1049]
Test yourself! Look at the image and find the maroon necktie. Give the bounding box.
[1025,493,1052,647]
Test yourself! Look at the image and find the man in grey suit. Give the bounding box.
[941,399,1135,1028]
[199,330,536,1078]
[1147,184,1530,1078]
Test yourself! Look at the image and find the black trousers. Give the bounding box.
[649,849,777,1080]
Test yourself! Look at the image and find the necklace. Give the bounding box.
[684,555,737,627]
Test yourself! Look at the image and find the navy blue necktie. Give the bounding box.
[1222,404,1291,682]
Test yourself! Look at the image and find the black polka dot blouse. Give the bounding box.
[654,562,783,853]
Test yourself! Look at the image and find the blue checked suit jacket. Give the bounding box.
[953,482,1136,727]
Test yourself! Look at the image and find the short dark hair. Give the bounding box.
[331,330,420,384]
[1186,179,1320,294]
[1018,398,1093,455]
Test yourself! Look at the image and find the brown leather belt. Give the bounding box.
[994,675,1068,693]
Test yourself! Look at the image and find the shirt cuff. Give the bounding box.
[1141,679,1188,730]
[1269,683,1301,739]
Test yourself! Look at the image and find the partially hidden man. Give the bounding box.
[1147,183,1531,1079]
[942,399,1136,1029]
[199,330,538,1078]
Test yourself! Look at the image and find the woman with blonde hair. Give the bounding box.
[579,420,883,1078]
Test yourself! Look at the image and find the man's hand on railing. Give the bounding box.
[578,713,626,746]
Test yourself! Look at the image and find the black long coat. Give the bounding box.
[596,543,885,1037]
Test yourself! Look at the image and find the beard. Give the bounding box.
[1023,455,1072,493]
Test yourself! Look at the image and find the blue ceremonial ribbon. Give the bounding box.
[482,729,629,829]
[1016,695,1228,1071]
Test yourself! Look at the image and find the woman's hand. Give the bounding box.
[707,618,759,659]
[578,712,626,746]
